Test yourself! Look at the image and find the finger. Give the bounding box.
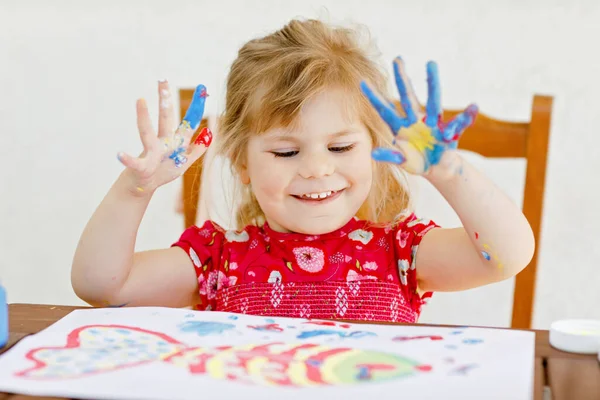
[182,135,211,167]
[442,104,478,141]
[175,84,208,141]
[372,147,406,165]
[136,99,158,152]
[157,79,176,139]
[393,57,419,124]
[360,81,409,135]
[193,127,213,148]
[117,151,147,172]
[425,61,442,128]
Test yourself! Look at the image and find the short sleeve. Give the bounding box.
[171,220,225,311]
[392,213,440,314]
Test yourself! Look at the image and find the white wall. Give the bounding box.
[1,0,599,329]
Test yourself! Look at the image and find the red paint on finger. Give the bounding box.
[194,127,213,147]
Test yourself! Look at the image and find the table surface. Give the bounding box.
[1,303,599,400]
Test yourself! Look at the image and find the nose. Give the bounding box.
[298,151,335,179]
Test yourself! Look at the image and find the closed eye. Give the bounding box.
[271,150,299,158]
[329,144,355,153]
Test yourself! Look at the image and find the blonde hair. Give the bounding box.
[216,18,411,230]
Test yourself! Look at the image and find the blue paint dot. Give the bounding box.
[184,313,195,318]
[462,338,483,345]
[445,345,458,350]
[450,331,463,335]
[265,318,275,323]
[116,329,131,335]
[481,251,491,261]
[228,315,239,320]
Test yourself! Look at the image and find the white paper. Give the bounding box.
[0,307,535,400]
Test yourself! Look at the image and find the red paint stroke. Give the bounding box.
[15,325,185,379]
[392,335,443,342]
[474,232,479,240]
[415,364,433,372]
[194,127,212,147]
[247,323,284,332]
[304,321,351,329]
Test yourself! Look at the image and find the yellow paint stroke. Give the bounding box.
[482,244,503,269]
[405,121,436,154]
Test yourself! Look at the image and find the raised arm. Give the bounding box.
[71,81,212,307]
[361,57,534,292]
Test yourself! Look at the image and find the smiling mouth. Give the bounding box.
[291,189,344,202]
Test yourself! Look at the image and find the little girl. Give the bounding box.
[71,19,534,323]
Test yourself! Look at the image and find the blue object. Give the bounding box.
[0,283,8,348]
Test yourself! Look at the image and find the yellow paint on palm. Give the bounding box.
[404,121,436,154]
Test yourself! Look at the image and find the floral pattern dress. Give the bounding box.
[172,214,438,323]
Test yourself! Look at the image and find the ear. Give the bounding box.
[239,164,251,185]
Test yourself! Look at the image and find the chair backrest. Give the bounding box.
[179,87,553,329]
[179,88,209,229]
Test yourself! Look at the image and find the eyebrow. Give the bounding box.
[267,129,360,142]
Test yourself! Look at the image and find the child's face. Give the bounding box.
[242,88,373,234]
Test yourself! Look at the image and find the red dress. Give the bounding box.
[172,213,438,323]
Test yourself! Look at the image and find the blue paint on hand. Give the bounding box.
[425,61,441,128]
[371,148,405,164]
[182,84,208,130]
[360,81,409,134]
[481,251,491,261]
[361,58,478,173]
[178,321,235,336]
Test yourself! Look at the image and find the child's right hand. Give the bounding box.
[117,81,212,195]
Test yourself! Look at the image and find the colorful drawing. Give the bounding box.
[14,325,429,387]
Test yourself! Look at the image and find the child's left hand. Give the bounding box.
[361,57,478,180]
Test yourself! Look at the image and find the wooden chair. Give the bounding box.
[442,95,554,329]
[179,86,553,329]
[179,88,209,229]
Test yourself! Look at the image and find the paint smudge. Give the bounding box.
[178,321,235,336]
[181,84,208,131]
[414,364,433,372]
[462,338,483,345]
[247,323,283,333]
[194,127,212,147]
[304,321,352,329]
[481,251,491,261]
[228,315,238,320]
[474,232,479,240]
[445,345,458,350]
[184,314,195,319]
[356,363,401,380]
[450,330,464,335]
[449,364,479,375]
[264,318,275,324]
[168,146,187,168]
[297,329,376,339]
[392,335,443,342]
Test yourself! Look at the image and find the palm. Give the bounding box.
[361,57,478,175]
[118,82,212,192]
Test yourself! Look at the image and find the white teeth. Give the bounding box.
[302,191,334,199]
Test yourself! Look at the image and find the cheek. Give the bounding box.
[249,160,290,198]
